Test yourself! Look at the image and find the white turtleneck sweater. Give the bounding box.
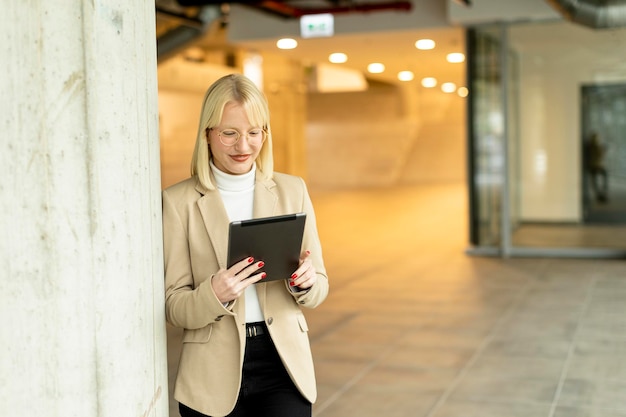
[210,161,264,323]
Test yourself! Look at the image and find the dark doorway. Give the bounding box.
[581,84,626,223]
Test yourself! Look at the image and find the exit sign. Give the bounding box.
[300,13,334,38]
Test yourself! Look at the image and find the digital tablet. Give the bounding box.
[227,213,307,282]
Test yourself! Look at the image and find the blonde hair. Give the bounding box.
[191,74,274,190]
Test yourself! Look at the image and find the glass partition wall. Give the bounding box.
[467,21,626,258]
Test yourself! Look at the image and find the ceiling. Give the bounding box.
[234,26,466,86]
[156,0,466,88]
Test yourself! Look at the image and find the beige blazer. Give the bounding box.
[162,171,329,416]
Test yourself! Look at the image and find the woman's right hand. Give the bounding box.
[211,257,266,304]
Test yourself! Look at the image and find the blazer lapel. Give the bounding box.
[194,171,280,315]
[252,175,278,218]
[196,186,230,270]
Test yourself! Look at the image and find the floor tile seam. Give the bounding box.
[563,376,626,385]
[445,397,626,413]
[421,279,535,417]
[547,274,600,417]
[450,396,563,407]
[313,326,421,415]
[309,311,360,343]
[551,402,626,414]
[312,342,400,417]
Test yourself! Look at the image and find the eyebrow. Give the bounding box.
[216,126,262,131]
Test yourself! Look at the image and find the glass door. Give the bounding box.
[582,83,626,224]
[467,25,506,252]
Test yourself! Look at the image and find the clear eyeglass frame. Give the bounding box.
[211,128,267,147]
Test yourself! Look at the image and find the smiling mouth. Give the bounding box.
[230,154,250,162]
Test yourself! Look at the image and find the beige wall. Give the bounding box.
[159,89,202,189]
[158,52,310,189]
[158,53,466,191]
[513,22,626,222]
[306,80,466,189]
[158,58,235,189]
[260,53,309,180]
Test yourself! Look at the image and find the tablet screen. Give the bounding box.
[227,213,306,282]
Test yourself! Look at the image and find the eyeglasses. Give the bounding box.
[211,128,267,147]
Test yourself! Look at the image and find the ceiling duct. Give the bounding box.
[156,3,222,63]
[545,0,626,29]
[239,1,412,19]
[156,1,412,62]
[173,1,412,19]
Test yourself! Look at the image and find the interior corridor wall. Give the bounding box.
[306,81,466,189]
[158,54,466,191]
[513,22,626,222]
[158,58,234,189]
[158,52,308,190]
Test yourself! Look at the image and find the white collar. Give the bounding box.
[210,160,256,192]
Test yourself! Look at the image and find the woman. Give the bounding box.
[162,74,329,417]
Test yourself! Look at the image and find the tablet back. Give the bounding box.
[227,213,306,282]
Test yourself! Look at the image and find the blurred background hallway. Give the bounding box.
[167,182,626,417]
[159,2,626,415]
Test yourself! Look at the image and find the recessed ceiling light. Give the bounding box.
[447,52,465,63]
[442,82,457,93]
[276,38,298,50]
[367,63,385,73]
[457,87,469,97]
[398,71,414,82]
[329,52,348,63]
[421,77,437,88]
[415,39,435,50]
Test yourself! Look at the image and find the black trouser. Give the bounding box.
[179,322,311,417]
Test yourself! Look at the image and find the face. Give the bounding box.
[208,101,264,175]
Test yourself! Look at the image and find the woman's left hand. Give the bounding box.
[290,250,316,290]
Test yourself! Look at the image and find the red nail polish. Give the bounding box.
[262,273,267,279]
[247,257,254,263]
[289,281,295,286]
[291,273,297,279]
[306,250,311,255]
[258,261,265,268]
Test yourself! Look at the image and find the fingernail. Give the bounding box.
[306,250,311,255]
[247,257,254,263]
[262,273,267,279]
[258,261,265,267]
[289,281,295,286]
[291,273,297,279]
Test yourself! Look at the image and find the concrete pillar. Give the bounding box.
[0,2,168,416]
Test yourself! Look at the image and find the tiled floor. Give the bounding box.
[166,183,626,417]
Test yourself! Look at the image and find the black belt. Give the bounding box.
[246,322,267,338]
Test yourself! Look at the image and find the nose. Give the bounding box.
[233,134,253,150]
